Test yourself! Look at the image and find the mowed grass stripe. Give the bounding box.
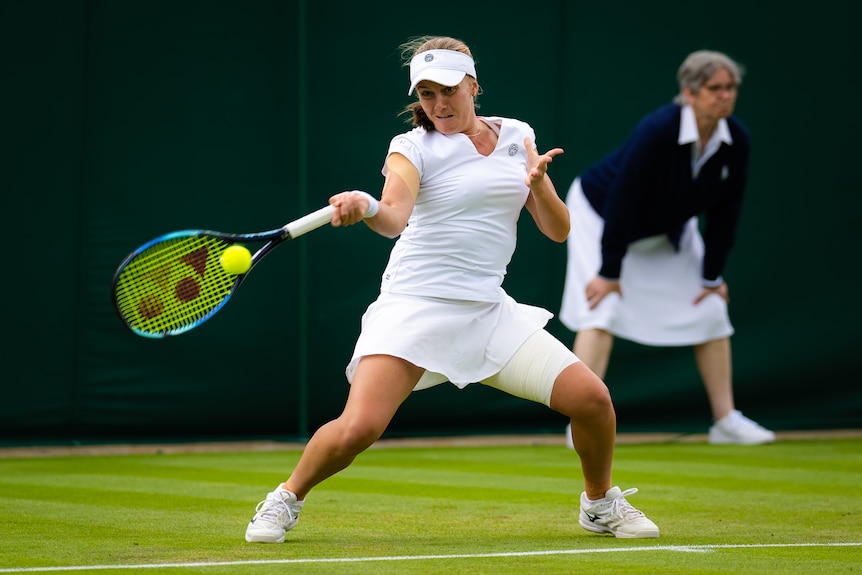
[0,439,860,574]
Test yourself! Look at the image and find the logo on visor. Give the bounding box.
[424,53,434,62]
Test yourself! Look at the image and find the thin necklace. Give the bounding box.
[465,123,483,138]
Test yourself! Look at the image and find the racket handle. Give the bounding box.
[284,205,336,238]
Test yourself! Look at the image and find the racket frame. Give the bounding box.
[111,205,334,338]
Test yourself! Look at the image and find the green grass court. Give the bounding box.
[1,434,860,574]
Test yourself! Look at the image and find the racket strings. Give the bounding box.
[113,235,238,337]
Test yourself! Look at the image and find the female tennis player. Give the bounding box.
[245,35,659,543]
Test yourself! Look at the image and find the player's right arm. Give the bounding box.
[365,152,419,239]
[328,153,418,237]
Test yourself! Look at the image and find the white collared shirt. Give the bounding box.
[678,105,733,178]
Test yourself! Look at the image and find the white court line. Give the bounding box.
[1,543,860,573]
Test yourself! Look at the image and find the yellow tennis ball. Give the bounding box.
[220,245,252,275]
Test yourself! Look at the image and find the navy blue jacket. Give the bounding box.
[580,104,750,283]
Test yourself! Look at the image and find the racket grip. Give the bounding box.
[284,205,336,238]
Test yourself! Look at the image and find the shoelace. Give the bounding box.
[255,494,295,523]
[610,488,646,519]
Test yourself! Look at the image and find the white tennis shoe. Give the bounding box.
[579,486,660,538]
[709,410,775,445]
[245,486,303,543]
[567,410,775,448]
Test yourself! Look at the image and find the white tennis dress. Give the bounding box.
[346,117,555,390]
[558,178,734,346]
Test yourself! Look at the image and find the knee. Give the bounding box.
[582,381,614,416]
[334,417,385,453]
[550,363,614,419]
[573,380,613,420]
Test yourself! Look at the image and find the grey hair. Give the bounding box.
[673,50,744,104]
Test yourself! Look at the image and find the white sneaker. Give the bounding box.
[245,486,304,543]
[709,410,775,445]
[579,486,659,539]
[564,423,574,449]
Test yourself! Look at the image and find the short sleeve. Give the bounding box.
[383,134,424,178]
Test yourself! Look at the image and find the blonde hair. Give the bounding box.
[398,36,479,130]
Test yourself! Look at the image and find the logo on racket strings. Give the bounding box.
[132,244,216,321]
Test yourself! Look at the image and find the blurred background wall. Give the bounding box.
[2,0,859,445]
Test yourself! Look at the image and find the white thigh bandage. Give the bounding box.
[481,329,579,406]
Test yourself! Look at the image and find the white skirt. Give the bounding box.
[558,178,734,346]
[346,291,553,390]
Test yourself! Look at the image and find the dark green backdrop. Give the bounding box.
[2,0,859,445]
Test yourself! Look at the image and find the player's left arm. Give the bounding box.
[523,137,569,242]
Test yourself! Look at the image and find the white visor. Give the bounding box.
[408,49,477,95]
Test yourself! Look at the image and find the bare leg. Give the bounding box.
[550,361,616,500]
[283,355,423,500]
[572,328,614,379]
[694,337,734,421]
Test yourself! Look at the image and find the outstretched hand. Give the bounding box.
[524,137,564,189]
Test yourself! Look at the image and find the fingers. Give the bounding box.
[585,278,621,310]
[524,137,564,159]
[542,147,565,160]
[523,137,564,183]
[693,285,729,305]
[585,286,613,310]
[329,191,368,227]
[586,291,605,311]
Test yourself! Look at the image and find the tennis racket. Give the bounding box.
[111,204,335,339]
